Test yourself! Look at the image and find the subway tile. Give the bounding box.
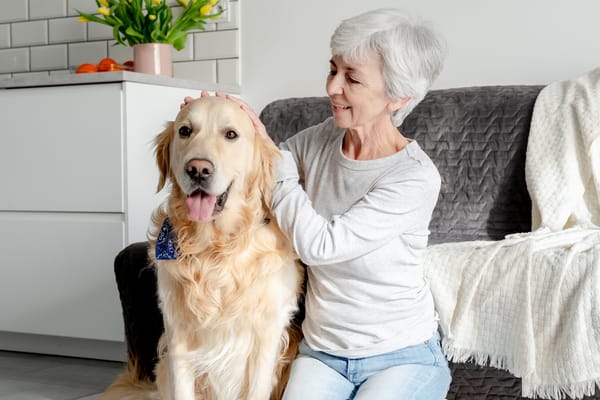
[107,42,134,65]
[68,41,107,68]
[0,25,10,49]
[12,20,48,47]
[87,21,114,41]
[172,36,194,62]
[0,1,28,23]
[31,44,68,71]
[0,48,29,74]
[173,60,216,83]
[193,30,238,60]
[68,0,98,16]
[217,58,238,86]
[217,1,238,30]
[30,0,68,19]
[49,16,86,43]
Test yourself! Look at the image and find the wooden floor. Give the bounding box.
[0,350,125,400]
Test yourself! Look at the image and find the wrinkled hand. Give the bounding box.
[179,91,272,143]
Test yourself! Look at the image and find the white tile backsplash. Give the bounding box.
[31,44,68,71]
[0,0,238,83]
[107,42,134,65]
[49,16,86,43]
[217,58,239,86]
[0,0,28,23]
[12,20,48,47]
[194,30,238,60]
[0,25,10,49]
[172,36,194,62]
[173,60,216,83]
[67,0,97,16]
[0,48,29,74]
[68,41,107,68]
[30,0,67,19]
[87,20,113,41]
[217,1,238,30]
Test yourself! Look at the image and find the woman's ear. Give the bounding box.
[387,96,411,113]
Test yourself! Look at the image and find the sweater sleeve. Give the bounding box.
[271,147,441,266]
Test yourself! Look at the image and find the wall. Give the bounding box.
[241,0,600,113]
[0,0,240,88]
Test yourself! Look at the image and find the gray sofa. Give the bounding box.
[114,85,599,399]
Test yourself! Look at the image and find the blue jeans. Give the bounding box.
[282,332,451,400]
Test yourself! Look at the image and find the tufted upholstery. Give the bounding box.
[114,85,600,399]
[260,86,540,245]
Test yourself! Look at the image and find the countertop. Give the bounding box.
[0,71,239,93]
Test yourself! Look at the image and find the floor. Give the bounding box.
[0,350,125,400]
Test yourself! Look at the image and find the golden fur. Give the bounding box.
[101,97,302,400]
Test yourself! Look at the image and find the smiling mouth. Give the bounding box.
[332,103,350,111]
[185,184,231,222]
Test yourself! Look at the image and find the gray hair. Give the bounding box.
[330,8,446,126]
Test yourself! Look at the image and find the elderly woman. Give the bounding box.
[234,8,451,400]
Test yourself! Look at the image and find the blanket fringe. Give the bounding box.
[442,340,517,373]
[524,379,600,400]
[443,340,600,400]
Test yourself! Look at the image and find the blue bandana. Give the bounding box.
[156,218,178,260]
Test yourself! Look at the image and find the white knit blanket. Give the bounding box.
[424,68,600,399]
[526,67,600,230]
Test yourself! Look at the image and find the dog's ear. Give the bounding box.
[155,121,174,192]
[253,133,280,209]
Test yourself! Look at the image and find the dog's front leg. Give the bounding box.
[247,327,286,400]
[168,339,196,400]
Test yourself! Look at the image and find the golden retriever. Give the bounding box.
[101,96,303,400]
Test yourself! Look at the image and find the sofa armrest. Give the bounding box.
[114,241,163,381]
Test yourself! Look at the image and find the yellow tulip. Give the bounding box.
[99,0,109,7]
[98,7,110,16]
[200,4,212,15]
[152,0,161,4]
[148,14,157,20]
[209,0,218,5]
[78,15,89,22]
[177,0,188,6]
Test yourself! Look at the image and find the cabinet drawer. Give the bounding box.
[0,212,125,342]
[0,84,124,212]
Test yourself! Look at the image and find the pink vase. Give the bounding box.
[133,43,173,76]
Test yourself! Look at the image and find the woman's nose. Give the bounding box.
[326,75,343,96]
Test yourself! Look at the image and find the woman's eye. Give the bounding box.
[225,130,238,140]
[328,70,337,77]
[179,126,192,137]
[347,76,360,84]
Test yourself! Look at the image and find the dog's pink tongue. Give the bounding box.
[186,193,217,222]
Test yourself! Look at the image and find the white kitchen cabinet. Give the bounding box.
[0,73,235,360]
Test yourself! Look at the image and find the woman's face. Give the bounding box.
[326,53,397,131]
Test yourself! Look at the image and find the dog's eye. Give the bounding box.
[225,130,238,140]
[179,126,192,137]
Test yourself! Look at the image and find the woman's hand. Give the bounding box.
[180,90,209,109]
[180,91,272,143]
[219,93,271,142]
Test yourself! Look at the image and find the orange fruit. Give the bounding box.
[75,63,98,73]
[97,57,122,72]
[122,60,135,71]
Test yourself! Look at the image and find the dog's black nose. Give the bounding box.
[186,159,214,182]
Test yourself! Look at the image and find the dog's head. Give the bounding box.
[154,96,279,224]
